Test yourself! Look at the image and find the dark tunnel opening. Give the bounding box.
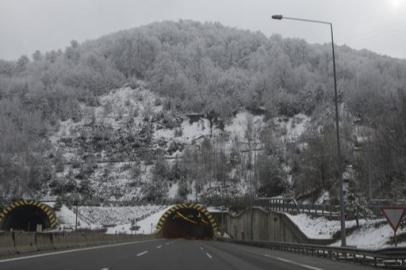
[162,208,213,239]
[1,205,51,232]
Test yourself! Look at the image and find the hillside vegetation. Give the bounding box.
[1,20,406,206]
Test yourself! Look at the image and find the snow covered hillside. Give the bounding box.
[287,213,406,249]
[47,86,313,203]
[56,204,168,233]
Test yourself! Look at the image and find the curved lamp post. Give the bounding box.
[272,14,346,247]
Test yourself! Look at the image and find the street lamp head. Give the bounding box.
[272,15,283,20]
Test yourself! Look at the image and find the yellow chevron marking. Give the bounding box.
[0,213,5,218]
[209,219,215,223]
[14,202,21,207]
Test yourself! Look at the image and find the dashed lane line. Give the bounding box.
[137,251,148,257]
[264,254,325,270]
[0,239,160,264]
[206,253,213,259]
[156,245,162,249]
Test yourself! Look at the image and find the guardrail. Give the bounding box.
[217,237,406,268]
[253,198,384,219]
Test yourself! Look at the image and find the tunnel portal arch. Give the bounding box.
[157,204,218,239]
[0,200,57,231]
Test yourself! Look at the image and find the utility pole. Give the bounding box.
[272,14,347,247]
[75,200,78,231]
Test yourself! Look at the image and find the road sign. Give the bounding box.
[381,207,406,247]
[381,207,406,232]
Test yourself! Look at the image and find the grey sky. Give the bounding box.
[0,0,405,61]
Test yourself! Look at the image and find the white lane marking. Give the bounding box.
[264,254,325,270]
[166,243,170,245]
[200,247,204,250]
[137,251,148,257]
[101,268,109,270]
[156,245,162,249]
[206,253,213,259]
[0,239,161,264]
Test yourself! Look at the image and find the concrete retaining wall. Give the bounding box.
[224,207,333,245]
[35,233,54,251]
[0,232,16,256]
[14,232,37,253]
[0,232,157,257]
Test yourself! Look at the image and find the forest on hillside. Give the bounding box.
[1,20,406,204]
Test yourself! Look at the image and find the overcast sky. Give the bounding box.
[0,0,405,61]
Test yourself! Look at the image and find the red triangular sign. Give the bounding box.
[381,207,406,232]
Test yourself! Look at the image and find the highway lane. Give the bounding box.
[0,239,375,270]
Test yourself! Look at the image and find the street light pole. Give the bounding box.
[272,15,346,247]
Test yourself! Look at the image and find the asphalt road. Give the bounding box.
[0,239,375,270]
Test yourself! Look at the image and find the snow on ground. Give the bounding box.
[330,220,406,249]
[225,112,264,141]
[286,213,366,240]
[274,113,310,143]
[55,204,169,234]
[287,213,406,249]
[56,205,92,230]
[168,182,179,199]
[78,205,163,226]
[106,205,173,235]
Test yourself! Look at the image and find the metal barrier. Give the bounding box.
[217,237,406,268]
[253,198,385,218]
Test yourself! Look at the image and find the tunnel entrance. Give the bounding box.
[0,200,57,232]
[157,204,217,239]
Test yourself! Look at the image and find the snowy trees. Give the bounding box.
[0,19,406,202]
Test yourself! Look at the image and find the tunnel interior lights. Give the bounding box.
[176,211,210,226]
[176,211,198,224]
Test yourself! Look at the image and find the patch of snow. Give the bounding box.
[168,182,179,199]
[106,205,173,235]
[287,213,406,249]
[286,213,367,240]
[56,205,91,230]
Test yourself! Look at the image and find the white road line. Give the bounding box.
[101,268,109,270]
[156,245,162,249]
[137,251,148,257]
[206,253,213,259]
[264,254,325,270]
[166,243,170,245]
[200,247,204,250]
[0,239,160,264]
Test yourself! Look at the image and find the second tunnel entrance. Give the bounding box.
[157,204,217,239]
